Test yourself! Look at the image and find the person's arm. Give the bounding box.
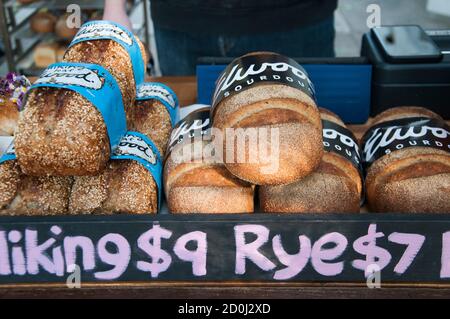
[103,0,133,31]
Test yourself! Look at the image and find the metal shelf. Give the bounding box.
[1,0,150,73]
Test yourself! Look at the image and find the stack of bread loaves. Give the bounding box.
[164,106,255,213]
[0,21,172,216]
[69,83,178,214]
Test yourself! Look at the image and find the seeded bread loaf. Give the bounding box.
[69,89,173,214]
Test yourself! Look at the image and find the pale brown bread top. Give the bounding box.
[15,88,110,176]
[164,138,254,200]
[364,106,450,211]
[259,168,360,213]
[213,51,319,130]
[0,100,19,136]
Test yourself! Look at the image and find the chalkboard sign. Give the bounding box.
[0,214,449,285]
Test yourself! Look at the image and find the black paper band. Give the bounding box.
[361,117,450,167]
[322,120,363,173]
[211,52,316,118]
[166,108,211,161]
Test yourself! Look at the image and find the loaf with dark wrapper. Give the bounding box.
[259,108,362,213]
[69,96,172,214]
[364,107,450,213]
[164,107,255,214]
[212,52,323,185]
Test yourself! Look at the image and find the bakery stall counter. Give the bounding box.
[0,49,449,298]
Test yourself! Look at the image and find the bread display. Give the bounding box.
[69,83,177,214]
[212,52,323,185]
[362,106,450,213]
[0,144,72,216]
[15,62,127,176]
[260,108,363,213]
[165,106,254,214]
[63,20,147,126]
[0,73,30,136]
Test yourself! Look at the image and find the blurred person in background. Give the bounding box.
[105,0,337,76]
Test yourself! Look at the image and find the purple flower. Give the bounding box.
[1,72,31,110]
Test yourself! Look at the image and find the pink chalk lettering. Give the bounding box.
[234,224,276,275]
[440,232,450,278]
[52,246,65,277]
[94,233,130,280]
[137,224,172,278]
[0,231,11,275]
[64,236,96,272]
[311,232,347,276]
[388,232,425,275]
[272,234,311,280]
[173,231,207,276]
[25,229,57,275]
[12,245,26,275]
[352,224,391,278]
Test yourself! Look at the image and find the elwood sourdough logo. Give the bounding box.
[35,65,104,90]
[322,120,362,170]
[136,84,176,108]
[73,22,133,46]
[167,108,211,155]
[212,53,316,109]
[362,117,450,165]
[114,133,157,165]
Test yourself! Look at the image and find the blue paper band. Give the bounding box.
[30,62,127,151]
[0,142,16,165]
[69,20,145,86]
[136,82,179,126]
[111,131,163,209]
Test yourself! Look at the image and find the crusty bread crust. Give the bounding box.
[64,38,148,127]
[16,88,110,176]
[0,99,19,136]
[15,37,147,177]
[259,108,361,213]
[364,106,450,213]
[164,138,255,213]
[0,160,72,216]
[213,80,323,185]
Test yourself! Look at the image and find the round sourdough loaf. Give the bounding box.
[212,52,323,185]
[363,107,450,213]
[259,108,362,213]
